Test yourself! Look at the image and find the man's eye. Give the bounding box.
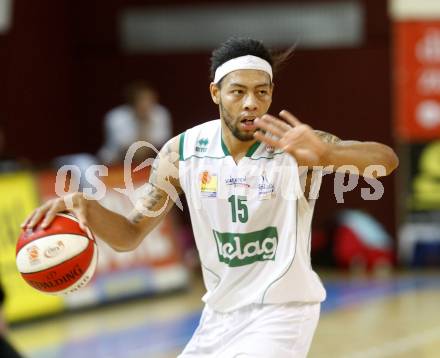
[232,90,243,95]
[259,90,268,95]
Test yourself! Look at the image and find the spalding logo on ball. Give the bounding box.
[16,213,98,295]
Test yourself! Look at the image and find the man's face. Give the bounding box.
[211,70,273,141]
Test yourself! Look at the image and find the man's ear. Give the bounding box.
[210,82,220,105]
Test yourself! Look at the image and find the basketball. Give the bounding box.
[16,213,98,295]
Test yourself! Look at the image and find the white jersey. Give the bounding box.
[178,120,326,312]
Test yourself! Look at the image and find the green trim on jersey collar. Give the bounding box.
[245,140,261,157]
[221,136,261,158]
[221,136,231,156]
[179,132,185,161]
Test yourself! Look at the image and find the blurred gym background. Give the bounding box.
[1,0,440,357]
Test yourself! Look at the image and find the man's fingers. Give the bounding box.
[253,131,281,149]
[40,199,66,229]
[40,209,57,229]
[26,202,52,229]
[74,207,89,232]
[63,192,78,211]
[284,124,310,142]
[21,212,35,228]
[260,114,292,132]
[254,118,284,138]
[66,193,89,232]
[279,110,302,127]
[24,193,87,231]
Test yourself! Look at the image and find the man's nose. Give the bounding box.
[243,94,258,111]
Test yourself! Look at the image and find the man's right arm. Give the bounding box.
[24,135,182,252]
[125,134,182,244]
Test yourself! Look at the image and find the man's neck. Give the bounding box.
[221,120,257,162]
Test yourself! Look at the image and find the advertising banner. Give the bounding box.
[0,172,64,322]
[392,0,440,265]
[399,141,440,264]
[394,21,440,140]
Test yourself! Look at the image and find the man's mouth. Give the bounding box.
[240,117,257,130]
[240,116,257,124]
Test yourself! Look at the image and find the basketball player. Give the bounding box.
[24,38,398,357]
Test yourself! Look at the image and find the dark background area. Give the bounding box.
[0,0,396,236]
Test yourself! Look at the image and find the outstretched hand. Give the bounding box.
[254,110,328,167]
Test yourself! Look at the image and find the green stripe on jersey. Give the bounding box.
[245,141,261,157]
[179,132,185,161]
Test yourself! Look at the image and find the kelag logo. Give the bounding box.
[213,226,278,267]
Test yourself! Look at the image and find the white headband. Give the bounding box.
[213,55,273,84]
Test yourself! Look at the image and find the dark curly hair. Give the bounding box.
[210,37,294,85]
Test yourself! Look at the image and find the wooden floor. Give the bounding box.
[310,287,440,358]
[7,271,440,358]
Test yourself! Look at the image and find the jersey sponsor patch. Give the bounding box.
[213,226,278,267]
[225,175,249,188]
[258,171,275,200]
[200,170,217,197]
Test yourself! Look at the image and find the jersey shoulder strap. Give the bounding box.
[179,120,226,161]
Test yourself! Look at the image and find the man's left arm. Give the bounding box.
[313,130,399,177]
[254,110,399,178]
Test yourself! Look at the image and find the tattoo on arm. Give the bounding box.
[147,139,178,192]
[129,138,182,224]
[130,212,145,225]
[301,130,342,198]
[148,155,160,187]
[130,183,166,224]
[314,130,341,144]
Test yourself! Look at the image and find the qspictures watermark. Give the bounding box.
[55,141,387,217]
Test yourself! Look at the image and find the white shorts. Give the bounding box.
[178,302,320,358]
